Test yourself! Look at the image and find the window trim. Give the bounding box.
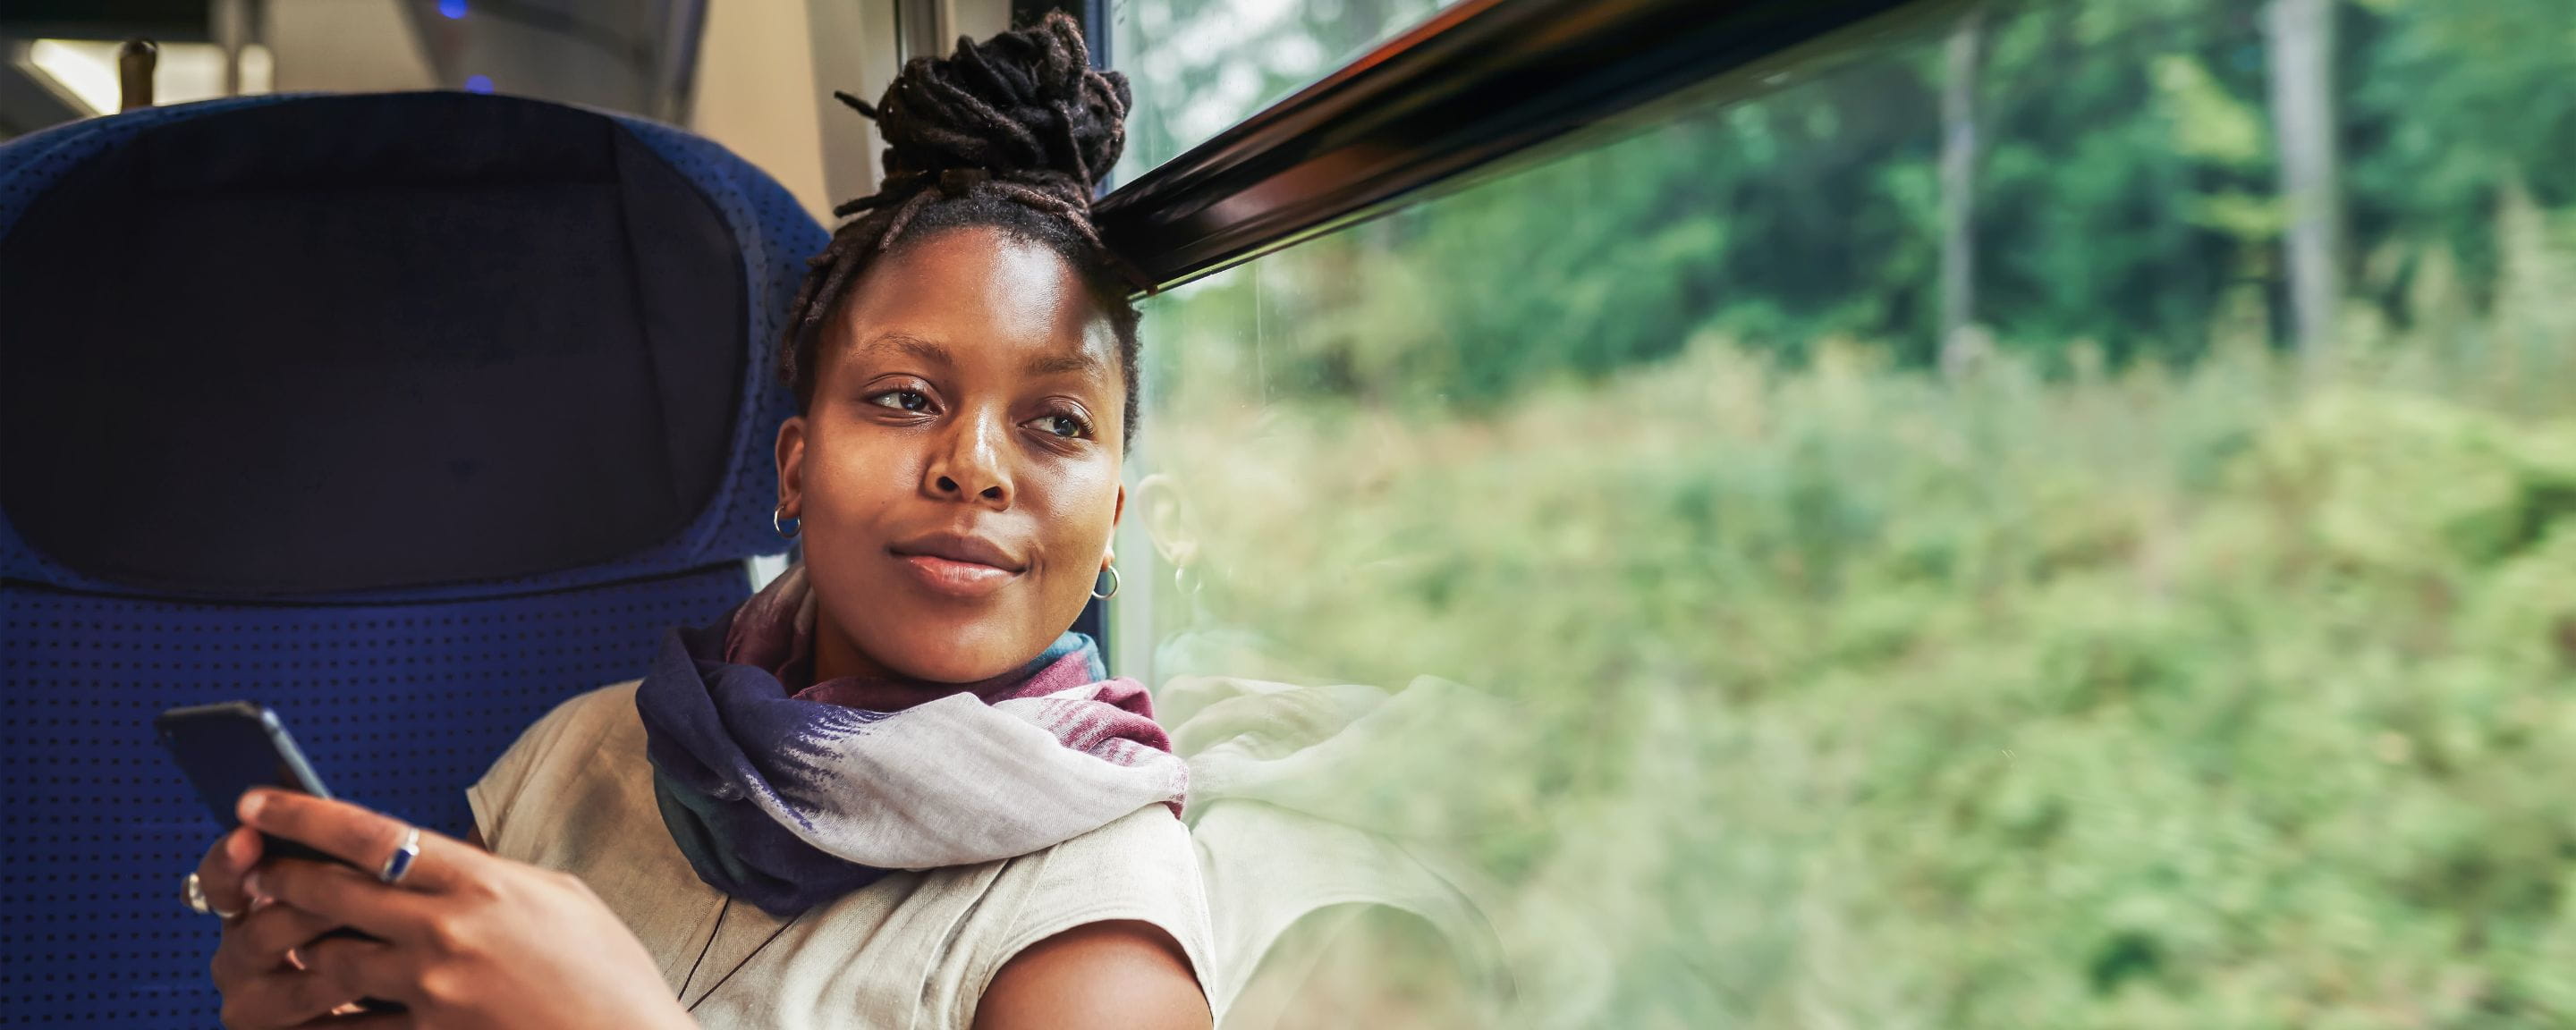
[1096,0,1942,291]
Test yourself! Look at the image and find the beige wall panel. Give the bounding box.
[945,0,1010,49]
[691,0,1013,225]
[266,0,436,93]
[806,0,898,214]
[691,0,834,224]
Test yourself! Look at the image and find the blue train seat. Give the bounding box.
[0,92,823,1026]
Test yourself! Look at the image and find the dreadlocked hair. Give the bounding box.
[783,11,1145,442]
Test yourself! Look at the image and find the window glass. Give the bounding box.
[1110,0,1460,173]
[1123,0,2576,1024]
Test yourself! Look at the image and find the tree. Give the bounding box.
[2267,0,2343,372]
[1940,5,1990,373]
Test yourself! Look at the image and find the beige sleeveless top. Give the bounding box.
[466,682,1214,1030]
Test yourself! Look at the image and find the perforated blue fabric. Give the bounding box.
[0,567,749,1026]
[0,96,826,1027]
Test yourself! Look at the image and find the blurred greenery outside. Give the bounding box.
[1112,0,2576,1026]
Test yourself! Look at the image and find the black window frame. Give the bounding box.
[1096,0,1945,292]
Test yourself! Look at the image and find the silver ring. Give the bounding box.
[1090,564,1120,600]
[183,871,241,919]
[377,825,421,885]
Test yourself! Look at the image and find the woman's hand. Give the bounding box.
[198,823,379,1027]
[217,788,695,1030]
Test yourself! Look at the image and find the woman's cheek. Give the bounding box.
[1038,475,1121,561]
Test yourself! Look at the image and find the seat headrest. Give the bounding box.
[0,93,772,595]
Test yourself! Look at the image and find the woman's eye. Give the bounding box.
[869,389,932,413]
[1034,413,1090,439]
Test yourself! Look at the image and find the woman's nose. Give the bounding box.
[934,472,1004,501]
[926,410,1013,506]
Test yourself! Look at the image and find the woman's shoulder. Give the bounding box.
[942,806,1212,1024]
[501,680,646,774]
[507,680,648,771]
[530,679,646,739]
[466,680,647,857]
[997,805,1205,943]
[1031,804,1198,877]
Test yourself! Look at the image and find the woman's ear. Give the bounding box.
[775,416,809,518]
[1101,485,1125,574]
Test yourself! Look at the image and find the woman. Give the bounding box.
[186,16,1212,1029]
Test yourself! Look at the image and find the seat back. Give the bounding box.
[0,92,823,1026]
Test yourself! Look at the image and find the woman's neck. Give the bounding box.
[809,617,977,710]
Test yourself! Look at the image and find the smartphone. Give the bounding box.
[154,701,348,868]
[156,702,406,1014]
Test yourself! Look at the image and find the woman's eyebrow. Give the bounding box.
[858,332,954,368]
[1023,350,1106,378]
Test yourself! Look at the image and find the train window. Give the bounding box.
[1117,0,2576,1023]
[1112,0,1462,171]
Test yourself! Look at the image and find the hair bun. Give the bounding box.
[841,12,1131,207]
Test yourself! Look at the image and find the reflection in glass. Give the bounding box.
[1123,0,2576,1026]
[1112,0,1458,173]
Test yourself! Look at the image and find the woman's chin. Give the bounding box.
[812,571,1045,682]
[860,619,1044,685]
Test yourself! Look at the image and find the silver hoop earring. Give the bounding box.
[1174,564,1205,598]
[773,503,799,539]
[1090,564,1121,600]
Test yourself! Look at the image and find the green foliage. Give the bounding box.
[1147,332,2576,1028]
[1120,0,2576,399]
[2154,54,2269,168]
[1115,0,2576,1024]
[2345,0,2576,302]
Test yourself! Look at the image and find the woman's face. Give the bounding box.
[775,225,1124,684]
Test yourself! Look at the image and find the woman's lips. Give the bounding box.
[895,553,1021,598]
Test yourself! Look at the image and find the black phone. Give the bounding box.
[156,701,406,1014]
[155,701,350,869]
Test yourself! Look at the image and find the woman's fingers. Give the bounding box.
[213,914,416,1028]
[250,859,435,941]
[212,902,342,984]
[298,933,418,1009]
[288,1009,413,1030]
[206,798,447,1029]
[217,963,368,1030]
[195,826,264,916]
[236,789,474,893]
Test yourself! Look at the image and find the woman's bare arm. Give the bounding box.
[973,920,1209,1030]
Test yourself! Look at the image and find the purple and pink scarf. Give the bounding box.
[637,563,1187,916]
